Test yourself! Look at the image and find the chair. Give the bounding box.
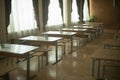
[74,32,89,46]
[57,39,66,56]
[86,29,98,39]
[31,48,50,71]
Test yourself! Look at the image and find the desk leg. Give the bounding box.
[26,53,30,80]
[56,43,58,63]
[52,43,59,65]
[46,51,49,65]
[101,26,104,35]
[70,37,73,53]
[91,58,95,77]
[97,59,100,78]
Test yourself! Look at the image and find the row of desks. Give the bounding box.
[0,22,103,80]
[0,31,76,80]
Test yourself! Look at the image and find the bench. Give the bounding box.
[0,64,17,80]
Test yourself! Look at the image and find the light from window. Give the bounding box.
[8,0,37,33]
[71,0,79,23]
[83,0,89,21]
[47,0,63,26]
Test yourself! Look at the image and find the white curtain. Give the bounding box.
[46,0,63,31]
[7,0,37,39]
[71,0,79,24]
[83,0,89,21]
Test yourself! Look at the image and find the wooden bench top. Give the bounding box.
[0,65,17,76]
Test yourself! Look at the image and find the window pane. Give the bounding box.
[83,0,89,21]
[71,0,79,23]
[47,0,63,26]
[8,0,37,33]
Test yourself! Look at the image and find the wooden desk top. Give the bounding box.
[62,28,88,32]
[43,31,76,39]
[43,31,76,35]
[73,25,96,29]
[19,36,63,45]
[90,47,120,61]
[0,44,38,58]
[20,36,62,42]
[79,22,104,26]
[102,39,120,45]
[73,26,97,29]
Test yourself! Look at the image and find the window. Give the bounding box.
[71,0,79,23]
[8,0,37,34]
[83,0,89,21]
[47,0,63,26]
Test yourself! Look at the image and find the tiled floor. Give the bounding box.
[1,29,120,80]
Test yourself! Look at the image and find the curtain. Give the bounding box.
[71,0,73,12]
[33,0,40,28]
[82,0,85,22]
[59,0,63,21]
[5,0,11,34]
[42,0,50,31]
[7,0,37,39]
[87,0,90,15]
[76,0,81,20]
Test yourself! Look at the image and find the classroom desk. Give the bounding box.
[0,44,38,80]
[43,31,76,54]
[61,28,88,37]
[72,25,100,38]
[80,22,103,26]
[90,47,120,78]
[102,39,120,46]
[73,25,97,29]
[78,22,104,29]
[19,36,62,64]
[62,28,88,32]
[79,22,104,34]
[61,28,89,46]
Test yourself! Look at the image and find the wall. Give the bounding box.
[63,0,72,27]
[90,0,120,29]
[38,0,43,33]
[0,0,7,41]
